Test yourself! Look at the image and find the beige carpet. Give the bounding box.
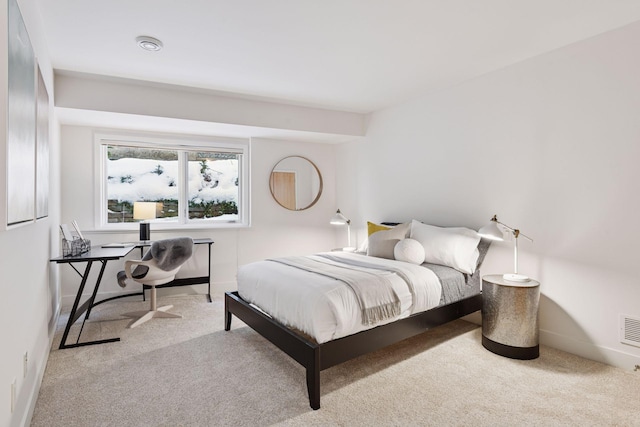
[31,294,638,426]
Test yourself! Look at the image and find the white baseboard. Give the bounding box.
[463,313,639,371]
[540,328,640,371]
[61,290,142,309]
[61,281,238,308]
[20,299,61,427]
[210,281,237,294]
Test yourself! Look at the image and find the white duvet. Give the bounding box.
[237,252,442,343]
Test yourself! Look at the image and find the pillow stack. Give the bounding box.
[365,219,481,274]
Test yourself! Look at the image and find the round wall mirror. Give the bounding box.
[269,156,323,210]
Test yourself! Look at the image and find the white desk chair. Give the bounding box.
[120,237,194,328]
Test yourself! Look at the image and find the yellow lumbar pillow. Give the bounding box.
[367,221,392,236]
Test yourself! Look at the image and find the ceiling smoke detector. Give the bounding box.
[136,36,163,52]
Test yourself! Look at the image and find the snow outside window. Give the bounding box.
[96,134,249,230]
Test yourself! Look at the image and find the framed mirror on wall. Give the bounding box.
[269,156,323,211]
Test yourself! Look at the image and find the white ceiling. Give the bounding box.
[36,0,640,114]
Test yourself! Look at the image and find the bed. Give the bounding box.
[225,221,491,409]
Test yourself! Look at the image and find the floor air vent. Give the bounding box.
[620,315,640,348]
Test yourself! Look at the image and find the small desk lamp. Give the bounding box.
[478,215,533,282]
[330,209,355,252]
[133,202,157,242]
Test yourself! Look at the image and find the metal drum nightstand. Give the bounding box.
[482,275,540,360]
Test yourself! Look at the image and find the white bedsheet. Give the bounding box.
[237,252,442,343]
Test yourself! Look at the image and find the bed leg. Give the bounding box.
[306,368,320,410]
[224,296,232,331]
[225,311,232,331]
[306,348,320,410]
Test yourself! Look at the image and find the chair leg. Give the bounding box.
[150,286,157,311]
[153,309,182,319]
[128,311,156,328]
[123,285,182,328]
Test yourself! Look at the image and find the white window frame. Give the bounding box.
[94,131,251,231]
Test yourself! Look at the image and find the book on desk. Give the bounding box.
[101,242,136,248]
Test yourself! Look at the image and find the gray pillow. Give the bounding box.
[367,223,410,259]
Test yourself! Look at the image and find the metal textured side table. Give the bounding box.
[482,274,540,360]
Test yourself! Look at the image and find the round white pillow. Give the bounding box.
[394,238,425,265]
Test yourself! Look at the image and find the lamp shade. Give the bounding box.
[478,220,503,241]
[133,202,158,241]
[133,202,157,220]
[330,209,349,225]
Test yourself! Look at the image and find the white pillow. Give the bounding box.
[394,239,425,265]
[410,220,480,274]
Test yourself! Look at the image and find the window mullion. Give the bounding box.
[178,150,188,224]
[97,144,108,227]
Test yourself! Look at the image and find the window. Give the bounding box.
[96,133,250,229]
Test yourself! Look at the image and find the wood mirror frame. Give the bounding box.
[269,156,323,210]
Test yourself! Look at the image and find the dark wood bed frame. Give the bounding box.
[224,290,482,409]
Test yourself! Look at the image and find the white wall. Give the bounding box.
[59,127,338,304]
[0,0,60,426]
[337,22,640,369]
